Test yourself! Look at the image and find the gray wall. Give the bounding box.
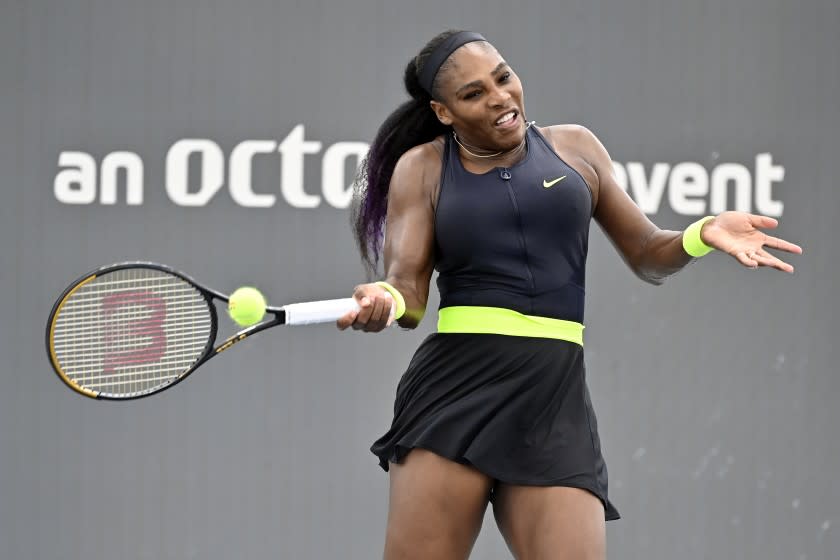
[2,0,838,558]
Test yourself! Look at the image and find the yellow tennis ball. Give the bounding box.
[227,286,266,326]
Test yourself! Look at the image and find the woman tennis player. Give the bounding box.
[337,30,802,560]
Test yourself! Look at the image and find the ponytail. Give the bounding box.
[351,30,465,275]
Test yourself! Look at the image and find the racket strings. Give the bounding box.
[54,338,213,357]
[53,327,213,349]
[51,268,212,398]
[53,290,202,313]
[52,313,211,337]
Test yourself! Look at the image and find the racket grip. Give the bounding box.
[282,294,395,326]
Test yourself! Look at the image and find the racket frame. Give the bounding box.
[46,261,289,400]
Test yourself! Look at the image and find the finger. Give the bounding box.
[351,308,370,330]
[364,295,388,331]
[762,235,803,255]
[353,295,374,325]
[352,284,367,299]
[754,248,795,273]
[372,295,395,330]
[384,299,395,327]
[734,250,759,269]
[336,309,359,330]
[749,214,779,229]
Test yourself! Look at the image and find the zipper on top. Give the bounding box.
[500,168,537,305]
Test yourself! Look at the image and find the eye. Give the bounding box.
[464,90,482,100]
[499,72,511,83]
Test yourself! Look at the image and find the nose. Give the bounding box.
[487,84,512,107]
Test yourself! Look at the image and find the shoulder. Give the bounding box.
[539,124,601,154]
[390,136,446,205]
[536,124,610,206]
[540,123,614,175]
[394,136,445,181]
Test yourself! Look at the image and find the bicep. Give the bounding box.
[382,201,435,291]
[381,149,437,305]
[585,130,658,266]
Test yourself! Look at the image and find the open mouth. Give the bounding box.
[494,110,519,129]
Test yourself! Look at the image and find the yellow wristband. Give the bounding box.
[682,216,716,257]
[375,281,406,320]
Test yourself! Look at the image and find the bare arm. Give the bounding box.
[380,143,439,328]
[566,126,801,283]
[337,142,440,331]
[554,125,686,284]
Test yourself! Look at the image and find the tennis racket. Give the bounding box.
[46,261,373,400]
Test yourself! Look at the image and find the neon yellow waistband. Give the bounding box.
[437,306,584,346]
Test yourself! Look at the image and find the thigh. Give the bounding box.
[492,485,606,560]
[384,449,494,560]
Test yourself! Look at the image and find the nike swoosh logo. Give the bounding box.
[543,176,567,188]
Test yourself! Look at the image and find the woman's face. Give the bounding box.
[431,42,527,152]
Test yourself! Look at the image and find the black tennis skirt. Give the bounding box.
[370,332,620,521]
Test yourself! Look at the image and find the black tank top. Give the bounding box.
[434,125,593,323]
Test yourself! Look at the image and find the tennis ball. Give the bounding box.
[227,286,266,326]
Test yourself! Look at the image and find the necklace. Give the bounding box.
[452,120,535,159]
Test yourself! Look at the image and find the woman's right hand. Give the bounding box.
[336,283,394,332]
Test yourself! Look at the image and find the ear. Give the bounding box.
[429,100,453,126]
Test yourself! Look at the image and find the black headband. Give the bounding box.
[418,31,487,96]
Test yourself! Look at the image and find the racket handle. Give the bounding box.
[282,294,394,326]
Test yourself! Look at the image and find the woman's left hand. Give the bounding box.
[701,212,803,272]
